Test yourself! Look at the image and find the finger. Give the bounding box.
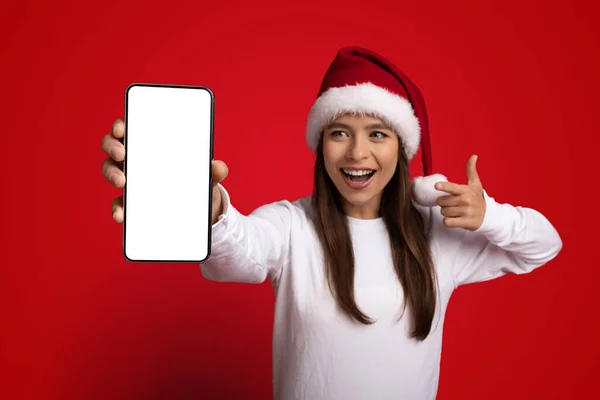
[436,194,466,208]
[211,160,229,187]
[112,118,125,140]
[435,181,467,196]
[102,157,126,188]
[443,216,469,229]
[101,132,125,162]
[466,154,480,185]
[440,206,464,218]
[112,195,124,223]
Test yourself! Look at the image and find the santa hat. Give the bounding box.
[306,46,447,207]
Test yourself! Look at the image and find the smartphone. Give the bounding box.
[122,83,214,263]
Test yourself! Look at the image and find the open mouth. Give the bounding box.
[341,169,376,184]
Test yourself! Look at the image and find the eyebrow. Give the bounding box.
[365,123,391,130]
[326,122,352,130]
[325,122,392,131]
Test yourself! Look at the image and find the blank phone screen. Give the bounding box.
[123,84,213,262]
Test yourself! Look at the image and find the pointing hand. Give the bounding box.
[434,155,486,231]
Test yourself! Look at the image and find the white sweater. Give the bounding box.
[200,185,562,400]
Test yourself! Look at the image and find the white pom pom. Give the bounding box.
[412,174,448,207]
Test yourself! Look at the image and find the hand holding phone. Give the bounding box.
[101,83,220,263]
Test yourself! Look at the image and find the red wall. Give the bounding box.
[2,0,598,398]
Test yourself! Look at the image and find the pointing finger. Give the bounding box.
[435,181,466,196]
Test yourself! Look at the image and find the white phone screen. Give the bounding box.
[123,84,213,262]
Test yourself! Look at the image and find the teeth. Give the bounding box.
[343,169,373,176]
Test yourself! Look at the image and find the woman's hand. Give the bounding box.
[435,155,486,231]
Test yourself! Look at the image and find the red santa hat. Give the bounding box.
[306,46,447,207]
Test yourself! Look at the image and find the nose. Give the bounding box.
[346,135,369,160]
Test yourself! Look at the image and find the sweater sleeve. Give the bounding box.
[440,190,563,288]
[199,184,292,285]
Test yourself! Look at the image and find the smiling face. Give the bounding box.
[321,114,400,219]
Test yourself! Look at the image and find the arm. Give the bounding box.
[443,190,563,288]
[200,184,292,285]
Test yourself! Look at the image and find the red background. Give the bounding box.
[2,0,599,398]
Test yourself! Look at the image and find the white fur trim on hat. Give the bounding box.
[306,82,421,160]
[412,174,448,207]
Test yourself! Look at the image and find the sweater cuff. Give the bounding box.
[211,184,240,247]
[474,190,506,242]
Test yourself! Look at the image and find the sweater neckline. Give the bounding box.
[346,215,385,229]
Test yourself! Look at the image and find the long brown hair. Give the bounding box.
[310,135,438,341]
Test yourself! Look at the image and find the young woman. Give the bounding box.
[101,47,562,399]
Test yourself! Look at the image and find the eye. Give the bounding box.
[371,131,388,139]
[330,130,349,138]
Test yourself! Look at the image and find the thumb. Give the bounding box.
[466,154,481,186]
[211,160,229,187]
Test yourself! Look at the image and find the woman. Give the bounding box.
[101,47,562,399]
